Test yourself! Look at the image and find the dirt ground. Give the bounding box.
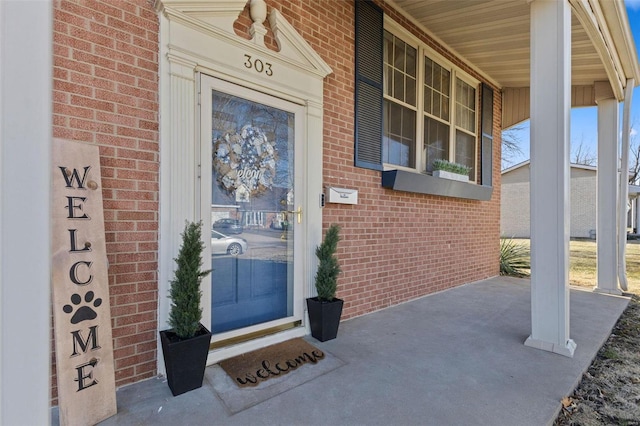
[554,294,640,425]
[553,240,640,425]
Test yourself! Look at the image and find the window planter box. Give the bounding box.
[433,170,469,182]
[382,169,493,201]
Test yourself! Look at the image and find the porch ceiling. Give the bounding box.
[389,0,638,96]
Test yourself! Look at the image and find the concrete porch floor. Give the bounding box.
[54,276,630,425]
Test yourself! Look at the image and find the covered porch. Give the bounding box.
[52,276,630,425]
[388,0,639,356]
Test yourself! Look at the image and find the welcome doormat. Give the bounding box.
[219,338,326,388]
[208,338,345,414]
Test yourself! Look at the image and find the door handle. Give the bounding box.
[286,206,302,224]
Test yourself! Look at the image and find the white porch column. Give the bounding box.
[0,0,52,423]
[636,198,640,234]
[595,82,621,295]
[525,0,576,357]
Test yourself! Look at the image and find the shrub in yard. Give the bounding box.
[500,238,530,277]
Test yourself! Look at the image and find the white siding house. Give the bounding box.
[502,161,597,239]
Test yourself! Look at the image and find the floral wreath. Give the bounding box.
[213,125,277,197]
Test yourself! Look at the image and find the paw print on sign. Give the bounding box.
[63,291,102,324]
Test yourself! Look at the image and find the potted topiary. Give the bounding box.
[306,224,343,342]
[159,221,212,396]
[432,159,471,182]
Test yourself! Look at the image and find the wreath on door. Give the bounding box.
[213,125,277,197]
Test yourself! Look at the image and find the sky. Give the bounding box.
[502,0,640,169]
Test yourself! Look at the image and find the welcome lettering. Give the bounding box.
[60,165,101,392]
[52,140,116,425]
[235,350,325,385]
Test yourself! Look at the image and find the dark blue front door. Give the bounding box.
[208,87,296,335]
[211,257,288,333]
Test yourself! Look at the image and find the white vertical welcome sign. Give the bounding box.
[51,139,116,425]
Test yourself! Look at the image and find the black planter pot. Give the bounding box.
[306,297,344,342]
[159,323,211,396]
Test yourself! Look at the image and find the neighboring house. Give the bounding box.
[502,161,598,239]
[1,0,639,421]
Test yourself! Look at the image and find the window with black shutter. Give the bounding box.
[355,1,494,200]
[354,0,384,170]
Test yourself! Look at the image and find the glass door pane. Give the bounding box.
[209,89,296,334]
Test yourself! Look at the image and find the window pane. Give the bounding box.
[403,108,415,136]
[424,56,451,122]
[433,68,441,92]
[406,47,416,78]
[384,32,417,107]
[384,99,416,167]
[390,102,402,135]
[442,94,450,121]
[394,38,406,69]
[455,78,476,133]
[393,69,404,101]
[425,58,433,87]
[424,87,432,115]
[433,92,441,117]
[384,31,394,66]
[406,77,416,106]
[442,69,450,97]
[384,64,392,96]
[424,116,450,172]
[455,129,475,179]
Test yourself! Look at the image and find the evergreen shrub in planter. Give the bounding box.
[307,224,343,342]
[160,221,212,396]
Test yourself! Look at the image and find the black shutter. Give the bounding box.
[481,84,494,186]
[354,0,383,170]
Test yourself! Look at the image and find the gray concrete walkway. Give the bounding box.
[58,276,630,426]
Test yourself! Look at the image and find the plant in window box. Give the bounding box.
[159,221,212,396]
[431,159,471,182]
[306,224,343,342]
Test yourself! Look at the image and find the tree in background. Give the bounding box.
[628,122,639,184]
[501,124,526,169]
[571,136,597,166]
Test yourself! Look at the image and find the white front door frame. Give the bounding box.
[156,0,332,370]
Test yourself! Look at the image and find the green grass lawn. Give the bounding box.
[504,239,640,296]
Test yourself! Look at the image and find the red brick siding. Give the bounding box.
[52,0,159,404]
[51,0,501,403]
[261,0,501,319]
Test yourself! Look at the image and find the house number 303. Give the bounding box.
[243,54,273,76]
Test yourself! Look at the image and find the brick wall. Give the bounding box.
[269,0,501,320]
[51,0,501,402]
[52,0,159,403]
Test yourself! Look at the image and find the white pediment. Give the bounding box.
[156,0,332,78]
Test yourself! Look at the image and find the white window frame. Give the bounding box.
[383,18,480,182]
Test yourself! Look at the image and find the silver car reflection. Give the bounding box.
[211,229,247,256]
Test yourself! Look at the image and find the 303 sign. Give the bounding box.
[243,54,273,76]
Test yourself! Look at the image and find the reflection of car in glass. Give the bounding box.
[211,230,247,256]
[212,218,243,234]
